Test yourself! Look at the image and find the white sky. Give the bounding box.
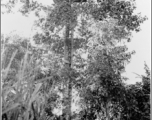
[1,0,151,84]
[122,0,151,84]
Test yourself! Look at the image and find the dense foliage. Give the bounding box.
[1,0,150,120]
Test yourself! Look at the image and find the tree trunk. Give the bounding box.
[64,24,72,120]
[105,101,110,120]
[63,1,73,120]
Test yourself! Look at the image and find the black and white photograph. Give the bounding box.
[1,0,151,120]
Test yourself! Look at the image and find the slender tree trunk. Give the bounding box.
[64,24,73,120]
[105,101,110,120]
[63,1,73,120]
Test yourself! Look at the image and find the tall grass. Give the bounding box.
[1,46,46,120]
[1,34,64,120]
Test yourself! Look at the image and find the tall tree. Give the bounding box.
[80,45,134,120]
[2,0,147,120]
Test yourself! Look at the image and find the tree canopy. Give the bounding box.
[1,0,150,120]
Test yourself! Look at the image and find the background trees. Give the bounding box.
[120,63,150,120]
[1,0,150,120]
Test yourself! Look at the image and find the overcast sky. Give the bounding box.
[122,0,151,84]
[1,0,151,84]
